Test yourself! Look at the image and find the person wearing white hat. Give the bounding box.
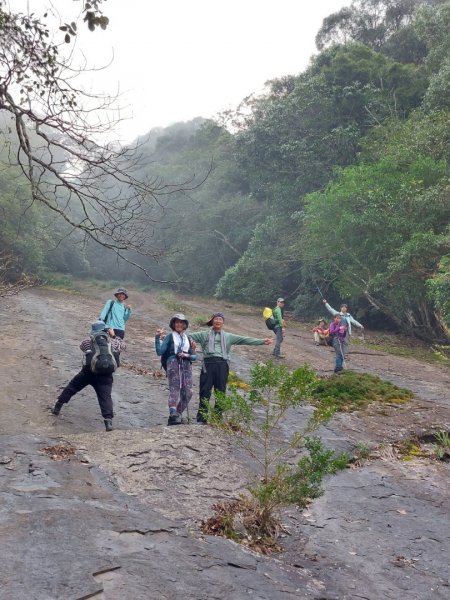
[155,314,197,425]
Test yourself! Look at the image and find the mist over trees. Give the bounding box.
[1,0,449,342]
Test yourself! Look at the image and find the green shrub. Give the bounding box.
[203,362,348,552]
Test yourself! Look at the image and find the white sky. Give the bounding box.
[16,1,350,143]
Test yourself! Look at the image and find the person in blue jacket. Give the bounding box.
[155,313,197,426]
[322,298,364,357]
[99,287,132,339]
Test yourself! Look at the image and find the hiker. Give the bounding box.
[272,298,286,358]
[155,313,197,426]
[189,312,272,423]
[328,314,347,374]
[51,320,126,431]
[99,287,133,339]
[322,298,363,356]
[312,319,330,346]
[322,298,364,336]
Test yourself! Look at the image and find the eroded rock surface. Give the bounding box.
[0,287,449,599]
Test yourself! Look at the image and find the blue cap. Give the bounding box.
[91,320,107,334]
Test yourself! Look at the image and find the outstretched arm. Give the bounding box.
[348,315,364,329]
[322,299,338,316]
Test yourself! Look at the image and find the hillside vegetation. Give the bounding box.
[1,0,449,342]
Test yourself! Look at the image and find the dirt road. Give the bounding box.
[0,286,449,599]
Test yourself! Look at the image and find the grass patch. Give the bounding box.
[40,272,78,292]
[156,291,190,314]
[227,371,251,391]
[391,432,450,462]
[201,496,282,554]
[310,370,413,413]
[191,314,209,327]
[395,438,428,461]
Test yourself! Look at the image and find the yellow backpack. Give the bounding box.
[262,307,276,330]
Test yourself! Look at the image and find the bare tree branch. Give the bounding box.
[0,0,209,272]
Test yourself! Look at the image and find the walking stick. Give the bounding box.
[337,338,346,370]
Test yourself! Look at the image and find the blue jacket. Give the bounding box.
[324,302,363,336]
[100,299,132,330]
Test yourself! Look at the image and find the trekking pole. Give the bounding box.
[338,338,346,369]
[316,285,324,299]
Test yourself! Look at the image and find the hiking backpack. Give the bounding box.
[263,307,277,330]
[90,331,117,375]
[160,336,174,372]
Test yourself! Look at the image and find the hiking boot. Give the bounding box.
[196,412,207,424]
[273,354,286,359]
[334,367,343,374]
[51,400,64,415]
[168,414,182,426]
[104,419,114,431]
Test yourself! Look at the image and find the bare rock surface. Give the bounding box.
[0,286,449,599]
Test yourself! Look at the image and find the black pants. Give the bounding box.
[58,367,114,419]
[112,329,125,339]
[198,359,229,414]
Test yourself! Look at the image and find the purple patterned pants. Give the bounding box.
[166,357,193,415]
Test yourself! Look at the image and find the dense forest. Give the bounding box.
[1,0,449,342]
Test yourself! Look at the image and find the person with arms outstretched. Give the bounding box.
[189,312,272,423]
[322,298,363,357]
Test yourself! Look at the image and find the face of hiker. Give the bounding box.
[116,292,126,302]
[340,305,348,313]
[173,319,187,332]
[212,316,224,331]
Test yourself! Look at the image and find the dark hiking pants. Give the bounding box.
[58,367,114,419]
[198,358,229,416]
[273,325,283,355]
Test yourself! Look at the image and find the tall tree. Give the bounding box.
[315,0,443,52]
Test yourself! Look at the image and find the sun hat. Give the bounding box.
[91,320,107,334]
[277,297,285,303]
[114,287,129,299]
[169,313,189,330]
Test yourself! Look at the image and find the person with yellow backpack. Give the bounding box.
[263,298,286,358]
